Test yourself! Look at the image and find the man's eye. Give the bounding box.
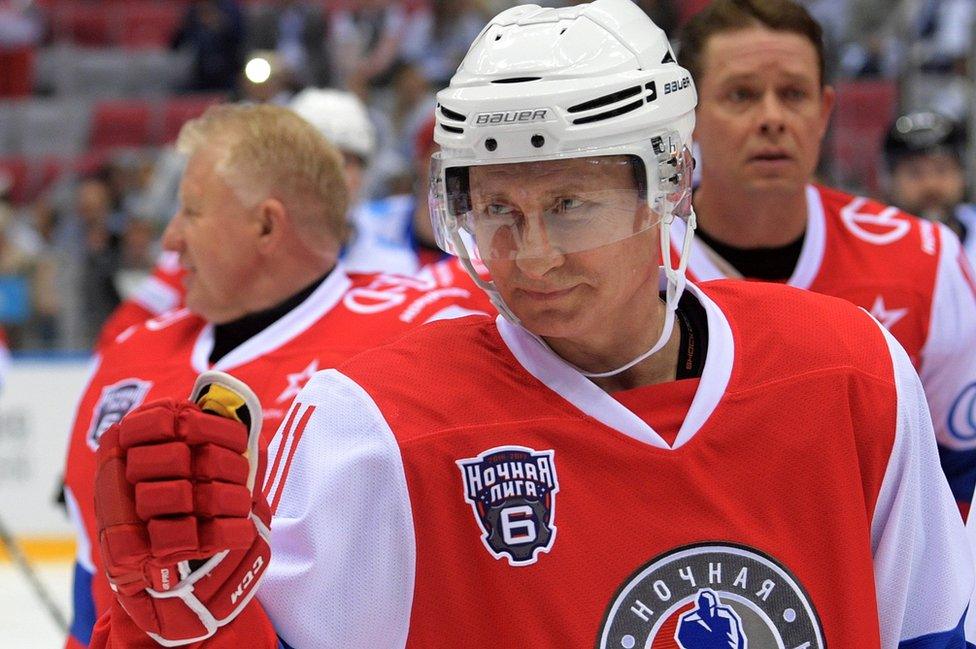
[487,204,514,216]
[781,87,808,101]
[554,198,584,212]
[728,88,756,103]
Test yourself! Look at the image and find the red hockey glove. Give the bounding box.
[94,371,271,646]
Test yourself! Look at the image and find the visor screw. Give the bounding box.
[485,138,498,151]
[531,134,545,148]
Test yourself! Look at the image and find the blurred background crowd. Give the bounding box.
[0,0,974,352]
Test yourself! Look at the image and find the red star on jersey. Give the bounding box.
[277,360,320,404]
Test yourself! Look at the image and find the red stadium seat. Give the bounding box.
[120,4,182,49]
[828,80,898,196]
[0,158,30,205]
[52,5,116,47]
[158,94,225,144]
[90,99,154,151]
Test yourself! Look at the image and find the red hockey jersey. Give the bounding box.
[252,280,971,648]
[673,184,976,512]
[64,264,493,648]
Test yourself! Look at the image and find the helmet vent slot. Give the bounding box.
[571,99,643,125]
[567,86,641,113]
[439,105,467,122]
[491,77,542,84]
[440,124,464,135]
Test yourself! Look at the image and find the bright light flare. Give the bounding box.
[245,57,272,84]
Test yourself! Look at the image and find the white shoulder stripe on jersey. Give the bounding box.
[870,318,973,646]
[791,184,828,289]
[191,264,353,373]
[495,278,733,450]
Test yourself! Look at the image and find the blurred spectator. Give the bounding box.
[342,113,444,275]
[883,110,976,264]
[912,0,976,74]
[248,0,331,88]
[23,197,60,348]
[402,0,488,87]
[0,0,42,98]
[59,177,124,348]
[172,0,246,93]
[0,201,35,341]
[330,0,419,94]
[115,217,159,301]
[635,0,679,35]
[369,61,436,196]
[290,87,376,205]
[100,151,155,224]
[842,0,976,83]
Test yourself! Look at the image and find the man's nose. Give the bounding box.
[514,212,564,278]
[758,91,787,136]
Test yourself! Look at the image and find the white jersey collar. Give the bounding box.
[495,278,734,450]
[192,263,353,373]
[678,184,826,288]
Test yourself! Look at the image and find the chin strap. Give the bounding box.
[452,209,698,379]
[572,208,697,378]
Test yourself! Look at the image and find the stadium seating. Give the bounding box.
[828,80,898,196]
[90,100,154,151]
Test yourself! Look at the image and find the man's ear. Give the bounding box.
[255,198,287,251]
[818,84,836,139]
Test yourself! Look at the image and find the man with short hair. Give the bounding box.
[884,110,976,266]
[63,103,488,649]
[88,1,972,647]
[679,0,976,515]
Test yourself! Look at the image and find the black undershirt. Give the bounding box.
[209,270,331,365]
[674,290,708,380]
[695,226,805,282]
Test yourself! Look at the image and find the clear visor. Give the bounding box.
[430,150,693,261]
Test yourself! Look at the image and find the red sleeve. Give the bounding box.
[89,599,280,649]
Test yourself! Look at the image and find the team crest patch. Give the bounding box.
[457,445,559,566]
[598,543,824,649]
[86,378,153,450]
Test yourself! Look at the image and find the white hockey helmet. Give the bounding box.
[290,88,377,162]
[429,0,698,374]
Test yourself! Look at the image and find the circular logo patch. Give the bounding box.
[598,543,824,649]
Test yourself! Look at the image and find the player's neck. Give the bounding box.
[546,299,680,392]
[694,182,809,248]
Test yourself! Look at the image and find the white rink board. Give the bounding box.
[0,357,92,538]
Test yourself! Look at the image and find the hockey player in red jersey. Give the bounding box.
[65,103,489,648]
[88,0,973,647]
[678,0,976,516]
[96,91,480,351]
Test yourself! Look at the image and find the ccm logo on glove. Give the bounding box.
[232,555,265,605]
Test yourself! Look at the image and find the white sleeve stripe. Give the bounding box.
[872,322,974,645]
[132,276,181,315]
[268,404,316,514]
[264,400,301,505]
[260,369,415,649]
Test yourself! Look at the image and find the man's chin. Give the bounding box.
[743,174,806,196]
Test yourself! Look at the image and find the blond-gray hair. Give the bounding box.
[176,103,350,248]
